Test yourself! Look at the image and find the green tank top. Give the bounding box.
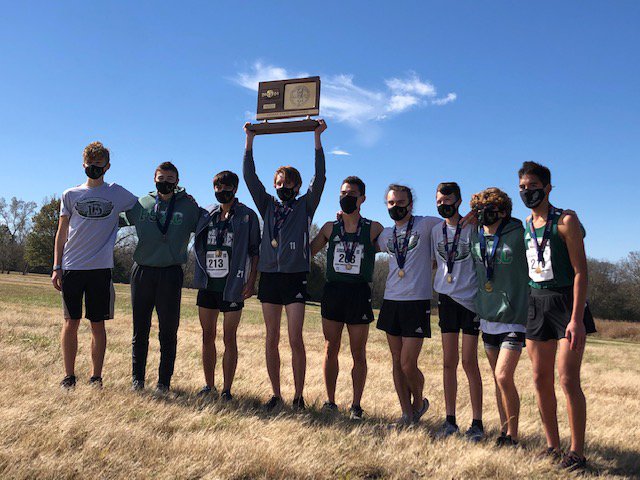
[525,208,584,289]
[204,212,234,292]
[326,218,375,283]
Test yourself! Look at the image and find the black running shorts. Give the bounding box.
[482,331,526,351]
[526,287,596,342]
[61,269,114,322]
[197,290,244,312]
[321,281,374,325]
[438,294,480,336]
[377,299,431,338]
[257,272,308,305]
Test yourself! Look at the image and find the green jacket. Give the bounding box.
[471,218,528,326]
[125,188,201,267]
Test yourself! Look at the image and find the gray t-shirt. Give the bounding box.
[431,221,477,312]
[60,182,137,270]
[378,215,440,301]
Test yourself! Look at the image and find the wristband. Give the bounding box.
[53,265,62,272]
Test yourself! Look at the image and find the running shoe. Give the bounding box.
[495,434,518,447]
[197,385,217,397]
[154,383,170,394]
[559,451,587,472]
[464,424,484,443]
[322,401,338,412]
[292,396,306,411]
[220,390,233,401]
[412,398,430,423]
[60,375,76,390]
[131,379,145,391]
[349,405,364,421]
[88,376,103,389]
[264,395,283,411]
[395,414,412,428]
[435,420,460,439]
[536,447,563,462]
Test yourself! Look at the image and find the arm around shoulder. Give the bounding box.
[310,221,332,256]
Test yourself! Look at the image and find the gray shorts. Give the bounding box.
[482,331,525,352]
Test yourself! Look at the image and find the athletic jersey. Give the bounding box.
[525,208,583,289]
[431,221,477,312]
[378,215,441,301]
[204,211,234,292]
[326,218,375,283]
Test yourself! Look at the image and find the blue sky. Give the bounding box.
[1,1,638,260]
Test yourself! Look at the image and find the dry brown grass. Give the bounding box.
[1,274,639,479]
[594,319,640,343]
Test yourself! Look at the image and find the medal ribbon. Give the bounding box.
[528,206,559,267]
[339,218,363,264]
[442,220,463,275]
[154,194,177,236]
[392,216,415,271]
[215,212,232,248]
[478,219,507,282]
[272,199,293,245]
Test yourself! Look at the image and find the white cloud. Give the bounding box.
[233,62,456,143]
[329,148,351,156]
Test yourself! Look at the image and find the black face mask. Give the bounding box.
[339,195,358,214]
[85,165,105,180]
[520,188,546,209]
[156,181,176,195]
[437,203,458,219]
[388,205,409,221]
[478,207,500,226]
[215,190,235,204]
[276,187,296,202]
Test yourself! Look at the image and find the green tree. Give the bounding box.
[24,197,60,272]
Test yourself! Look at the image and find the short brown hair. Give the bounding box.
[83,141,110,164]
[386,184,413,204]
[214,170,239,189]
[155,161,179,180]
[273,166,302,189]
[342,176,366,195]
[518,161,551,186]
[437,182,461,200]
[470,187,512,216]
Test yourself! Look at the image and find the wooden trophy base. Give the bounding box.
[247,119,319,135]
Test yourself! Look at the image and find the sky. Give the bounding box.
[1,1,639,260]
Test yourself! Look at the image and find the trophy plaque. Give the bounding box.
[246,76,321,135]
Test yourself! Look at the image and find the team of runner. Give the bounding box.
[52,121,594,471]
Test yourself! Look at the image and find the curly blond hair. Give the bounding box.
[470,187,512,216]
[83,141,110,164]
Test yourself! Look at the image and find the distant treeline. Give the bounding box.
[2,196,639,322]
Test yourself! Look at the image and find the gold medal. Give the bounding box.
[271,239,278,248]
[447,274,453,283]
[485,281,493,292]
[398,269,405,278]
[535,265,542,274]
[215,250,222,257]
[346,264,352,271]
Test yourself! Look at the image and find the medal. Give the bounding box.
[535,264,542,274]
[398,269,405,278]
[271,239,278,248]
[442,220,463,286]
[392,216,414,282]
[346,264,352,270]
[272,199,292,252]
[485,281,493,292]
[447,274,452,283]
[528,206,558,278]
[338,218,362,274]
[215,250,222,257]
[478,218,507,291]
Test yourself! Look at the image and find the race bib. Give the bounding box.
[526,239,554,282]
[206,251,229,278]
[333,244,363,274]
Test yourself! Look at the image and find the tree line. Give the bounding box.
[2,196,638,322]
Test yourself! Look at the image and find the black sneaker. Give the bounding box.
[131,379,145,391]
[559,451,587,472]
[60,375,76,390]
[537,447,563,462]
[154,383,170,394]
[412,397,429,423]
[264,395,283,411]
[495,434,518,447]
[322,401,338,412]
[89,376,103,388]
[349,405,364,421]
[292,396,306,411]
[220,390,233,401]
[197,385,216,397]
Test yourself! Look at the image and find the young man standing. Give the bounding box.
[193,170,260,400]
[310,176,383,420]
[376,184,440,425]
[470,188,528,447]
[52,141,137,389]
[519,161,596,471]
[431,182,483,441]
[124,162,201,393]
[243,119,327,410]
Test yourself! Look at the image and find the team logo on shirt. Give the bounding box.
[436,239,471,262]
[74,198,114,219]
[385,231,420,256]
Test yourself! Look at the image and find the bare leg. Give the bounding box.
[347,323,369,407]
[485,348,507,433]
[322,318,344,404]
[89,321,107,378]
[222,310,242,392]
[262,303,283,398]
[285,302,306,399]
[61,318,80,376]
[461,333,482,421]
[558,338,587,457]
[527,339,560,449]
[387,334,412,416]
[400,337,425,413]
[199,307,219,387]
[441,332,459,417]
[494,348,522,440]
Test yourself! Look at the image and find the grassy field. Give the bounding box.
[0,274,639,479]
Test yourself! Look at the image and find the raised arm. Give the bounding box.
[311,221,332,256]
[306,119,327,215]
[242,123,271,218]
